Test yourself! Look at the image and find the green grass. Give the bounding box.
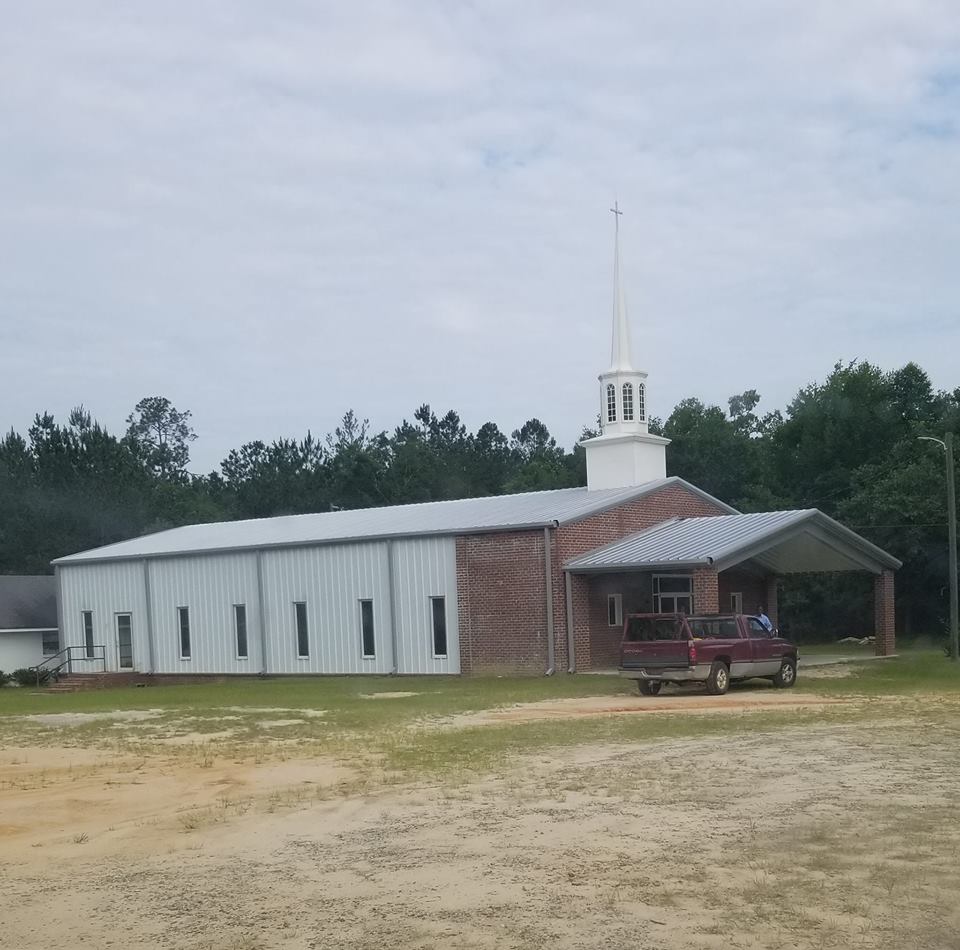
[809,650,960,696]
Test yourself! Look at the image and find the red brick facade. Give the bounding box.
[455,530,548,674]
[692,568,720,614]
[873,569,896,656]
[455,483,730,675]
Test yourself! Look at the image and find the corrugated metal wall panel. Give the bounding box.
[260,542,394,674]
[59,562,149,672]
[392,536,460,674]
[147,553,260,674]
[58,537,461,676]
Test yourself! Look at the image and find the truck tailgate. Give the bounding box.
[620,639,690,670]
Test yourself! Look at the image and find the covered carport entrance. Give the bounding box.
[562,510,902,672]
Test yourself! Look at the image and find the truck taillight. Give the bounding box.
[688,640,697,666]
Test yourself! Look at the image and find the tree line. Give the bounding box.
[1,363,957,641]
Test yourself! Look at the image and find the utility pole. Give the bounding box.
[920,433,959,661]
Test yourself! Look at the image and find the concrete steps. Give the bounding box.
[44,673,142,692]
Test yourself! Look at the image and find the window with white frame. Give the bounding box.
[653,575,693,613]
[294,602,309,658]
[431,596,448,657]
[359,599,375,658]
[42,629,59,655]
[637,382,646,421]
[607,593,623,627]
[622,382,634,421]
[606,383,617,423]
[82,610,94,659]
[178,607,191,659]
[234,604,248,659]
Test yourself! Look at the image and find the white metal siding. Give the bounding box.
[260,542,394,674]
[59,562,149,672]
[392,537,460,674]
[147,553,260,674]
[57,537,461,676]
[0,631,48,670]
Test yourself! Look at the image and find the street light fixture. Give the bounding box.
[919,433,958,662]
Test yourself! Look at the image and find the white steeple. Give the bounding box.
[581,203,670,491]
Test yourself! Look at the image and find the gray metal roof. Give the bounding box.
[54,477,735,565]
[564,509,902,575]
[0,575,58,630]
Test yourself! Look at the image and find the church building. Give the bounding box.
[51,217,900,678]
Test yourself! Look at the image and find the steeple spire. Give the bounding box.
[609,201,633,373]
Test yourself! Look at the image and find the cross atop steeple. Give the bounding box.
[609,201,633,374]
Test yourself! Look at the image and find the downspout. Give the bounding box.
[54,566,65,672]
[543,527,555,675]
[565,571,576,673]
[386,540,399,675]
[256,550,269,675]
[142,559,157,674]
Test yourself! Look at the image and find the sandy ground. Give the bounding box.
[1,699,959,949]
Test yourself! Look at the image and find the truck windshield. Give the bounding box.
[624,617,683,642]
[688,617,739,639]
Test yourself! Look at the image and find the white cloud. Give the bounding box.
[1,1,958,470]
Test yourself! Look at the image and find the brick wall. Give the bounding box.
[456,531,548,675]
[553,484,729,671]
[717,570,768,617]
[692,568,720,614]
[455,483,731,675]
[873,569,896,656]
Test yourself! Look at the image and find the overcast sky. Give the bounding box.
[2,2,958,472]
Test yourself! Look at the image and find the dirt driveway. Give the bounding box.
[1,696,958,950]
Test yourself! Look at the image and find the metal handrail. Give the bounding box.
[28,645,107,686]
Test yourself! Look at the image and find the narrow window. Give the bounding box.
[622,382,634,421]
[234,604,248,659]
[42,629,60,656]
[294,602,309,658]
[360,599,375,658]
[82,611,94,658]
[637,382,646,422]
[117,613,134,669]
[607,593,622,627]
[178,607,191,659]
[606,383,617,423]
[431,596,448,657]
[730,592,743,613]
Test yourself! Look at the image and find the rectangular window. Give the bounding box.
[730,592,743,613]
[431,597,448,657]
[360,599,375,658]
[178,607,191,659]
[622,383,634,421]
[42,629,60,656]
[294,602,309,658]
[234,604,248,659]
[607,593,623,627]
[117,614,133,669]
[82,611,94,659]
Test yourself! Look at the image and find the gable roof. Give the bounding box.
[564,509,902,575]
[0,576,58,630]
[53,477,736,566]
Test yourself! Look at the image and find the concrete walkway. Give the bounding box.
[799,653,896,668]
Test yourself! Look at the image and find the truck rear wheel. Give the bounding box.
[705,661,730,695]
[637,680,662,696]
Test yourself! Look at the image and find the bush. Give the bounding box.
[11,668,39,687]
[0,670,9,686]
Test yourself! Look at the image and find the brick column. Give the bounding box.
[692,568,719,614]
[765,576,780,626]
[873,570,896,656]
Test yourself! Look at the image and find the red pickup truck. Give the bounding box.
[618,613,798,696]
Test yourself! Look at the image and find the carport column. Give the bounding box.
[692,568,720,614]
[765,576,780,626]
[873,570,896,657]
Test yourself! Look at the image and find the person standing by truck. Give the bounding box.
[756,606,774,633]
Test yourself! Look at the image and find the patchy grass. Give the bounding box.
[809,650,960,696]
